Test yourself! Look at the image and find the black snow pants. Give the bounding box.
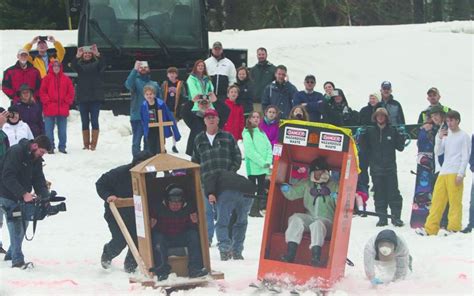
[371,171,403,221]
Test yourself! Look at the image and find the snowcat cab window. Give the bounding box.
[87,0,204,50]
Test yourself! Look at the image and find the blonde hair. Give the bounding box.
[143,84,157,95]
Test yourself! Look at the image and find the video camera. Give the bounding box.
[10,190,67,222]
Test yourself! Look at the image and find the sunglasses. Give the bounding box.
[305,80,315,84]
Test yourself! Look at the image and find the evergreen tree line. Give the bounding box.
[0,0,472,30]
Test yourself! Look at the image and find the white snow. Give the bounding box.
[0,21,473,295]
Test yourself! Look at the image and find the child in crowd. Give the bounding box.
[289,105,309,121]
[16,84,44,138]
[161,67,187,153]
[235,66,254,118]
[3,105,34,146]
[140,85,180,155]
[259,105,280,148]
[223,85,244,141]
[242,111,273,217]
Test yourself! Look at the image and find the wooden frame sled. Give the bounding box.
[109,153,224,290]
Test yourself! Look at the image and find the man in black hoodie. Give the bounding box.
[360,108,407,227]
[0,136,51,268]
[96,151,153,273]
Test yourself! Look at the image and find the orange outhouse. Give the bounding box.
[257,120,359,289]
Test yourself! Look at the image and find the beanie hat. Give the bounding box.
[165,184,184,202]
[309,157,329,172]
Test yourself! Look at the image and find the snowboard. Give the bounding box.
[409,127,435,228]
[344,124,422,140]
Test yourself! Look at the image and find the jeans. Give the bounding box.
[44,116,67,150]
[468,179,474,228]
[0,197,28,265]
[0,209,3,247]
[215,190,253,254]
[131,120,147,157]
[79,101,101,130]
[151,228,203,271]
[204,194,216,244]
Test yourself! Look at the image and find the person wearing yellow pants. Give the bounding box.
[416,110,471,236]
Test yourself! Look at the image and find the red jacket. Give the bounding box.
[223,98,244,141]
[2,62,41,103]
[40,64,75,117]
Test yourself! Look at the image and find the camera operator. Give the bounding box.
[96,150,152,273]
[0,135,51,268]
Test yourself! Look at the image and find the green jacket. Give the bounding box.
[0,130,9,157]
[282,178,338,220]
[250,61,276,102]
[186,74,214,111]
[242,128,273,176]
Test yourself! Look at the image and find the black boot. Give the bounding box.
[101,245,112,269]
[124,250,137,273]
[281,242,298,263]
[311,246,322,267]
[391,208,404,227]
[392,218,405,227]
[376,218,388,227]
[150,264,171,281]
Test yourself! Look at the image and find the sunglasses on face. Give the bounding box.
[305,80,315,84]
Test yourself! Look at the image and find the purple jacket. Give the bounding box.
[259,118,279,148]
[16,101,44,138]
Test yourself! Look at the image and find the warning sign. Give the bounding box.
[319,131,344,152]
[283,127,309,146]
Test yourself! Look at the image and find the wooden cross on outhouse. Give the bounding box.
[148,110,174,154]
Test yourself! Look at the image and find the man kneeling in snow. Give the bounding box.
[364,229,412,286]
[150,184,207,280]
[280,157,338,266]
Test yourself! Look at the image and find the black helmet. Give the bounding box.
[309,157,329,172]
[165,183,184,202]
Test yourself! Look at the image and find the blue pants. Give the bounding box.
[215,190,252,254]
[204,194,216,244]
[131,120,147,157]
[468,180,474,228]
[44,116,67,150]
[79,101,101,130]
[0,197,28,266]
[151,228,203,271]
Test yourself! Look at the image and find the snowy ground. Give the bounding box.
[0,22,473,295]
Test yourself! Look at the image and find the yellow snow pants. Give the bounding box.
[425,174,464,235]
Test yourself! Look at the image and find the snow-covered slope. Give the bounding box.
[0,21,472,295]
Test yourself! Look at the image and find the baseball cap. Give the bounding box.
[212,41,223,49]
[204,108,219,118]
[381,81,392,90]
[304,74,316,82]
[427,87,440,96]
[17,49,29,55]
[428,105,446,116]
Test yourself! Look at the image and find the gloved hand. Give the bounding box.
[280,183,290,193]
[370,277,383,285]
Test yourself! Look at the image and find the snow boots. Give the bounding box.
[311,246,322,267]
[220,251,232,261]
[188,267,208,278]
[100,246,112,269]
[281,242,298,263]
[91,129,99,151]
[124,250,137,273]
[82,130,90,149]
[376,218,388,227]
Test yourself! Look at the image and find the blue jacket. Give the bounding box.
[262,81,298,119]
[140,98,181,141]
[124,69,160,121]
[470,134,474,172]
[293,90,324,122]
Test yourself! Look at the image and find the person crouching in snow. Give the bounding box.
[280,157,338,266]
[150,184,208,280]
[140,84,180,155]
[364,229,412,286]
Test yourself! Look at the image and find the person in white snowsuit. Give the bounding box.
[2,105,34,146]
[280,157,338,266]
[364,229,412,286]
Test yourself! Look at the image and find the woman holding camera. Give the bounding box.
[186,60,216,112]
[71,44,106,151]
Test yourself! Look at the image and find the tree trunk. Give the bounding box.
[414,0,425,23]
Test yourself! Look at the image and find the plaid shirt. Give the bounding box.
[192,130,241,187]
